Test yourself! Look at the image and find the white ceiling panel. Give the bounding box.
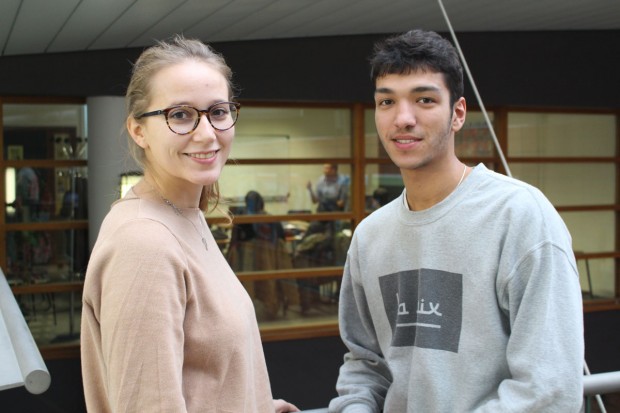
[0,0,21,54]
[46,0,142,53]
[127,0,231,48]
[3,0,81,55]
[0,0,618,57]
[211,0,322,41]
[184,0,277,42]
[87,0,190,50]
[240,0,356,40]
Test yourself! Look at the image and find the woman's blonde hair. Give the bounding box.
[125,34,235,211]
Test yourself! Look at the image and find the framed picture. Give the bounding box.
[7,145,23,161]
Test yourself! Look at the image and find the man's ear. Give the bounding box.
[451,97,467,133]
[127,116,148,149]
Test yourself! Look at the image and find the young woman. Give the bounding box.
[80,36,299,413]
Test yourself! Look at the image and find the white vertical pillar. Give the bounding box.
[87,96,138,250]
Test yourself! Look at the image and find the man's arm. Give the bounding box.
[478,242,584,412]
[329,255,392,413]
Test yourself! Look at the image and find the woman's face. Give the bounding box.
[128,60,234,194]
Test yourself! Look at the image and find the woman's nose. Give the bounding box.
[194,113,217,139]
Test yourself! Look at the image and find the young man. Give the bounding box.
[329,29,584,412]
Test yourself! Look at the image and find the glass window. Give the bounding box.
[509,163,615,206]
[455,111,495,158]
[365,164,403,211]
[561,211,614,255]
[218,216,352,270]
[508,112,616,157]
[6,229,88,283]
[5,166,88,223]
[364,108,383,158]
[2,101,88,351]
[575,257,615,300]
[561,211,615,299]
[10,290,82,346]
[3,104,88,160]
[238,275,339,325]
[232,107,351,159]
[215,164,352,216]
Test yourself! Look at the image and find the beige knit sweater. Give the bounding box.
[81,190,274,412]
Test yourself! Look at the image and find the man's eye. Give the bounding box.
[418,97,434,104]
[377,99,393,107]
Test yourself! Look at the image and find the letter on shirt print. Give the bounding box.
[379,268,463,352]
[397,293,409,315]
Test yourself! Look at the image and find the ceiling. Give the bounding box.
[1,0,618,57]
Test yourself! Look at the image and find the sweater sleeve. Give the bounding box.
[98,219,189,412]
[329,242,392,413]
[478,241,584,413]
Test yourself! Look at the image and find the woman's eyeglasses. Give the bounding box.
[136,101,241,134]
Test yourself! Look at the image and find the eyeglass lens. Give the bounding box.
[166,103,238,134]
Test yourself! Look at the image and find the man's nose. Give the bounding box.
[394,102,416,129]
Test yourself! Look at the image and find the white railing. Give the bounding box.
[0,270,51,394]
[300,371,620,413]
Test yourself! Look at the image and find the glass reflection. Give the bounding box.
[10,291,82,345]
[216,164,352,216]
[364,165,403,212]
[455,112,495,158]
[5,167,88,223]
[508,112,616,157]
[6,229,88,284]
[221,209,350,321]
[232,106,351,159]
[3,103,87,160]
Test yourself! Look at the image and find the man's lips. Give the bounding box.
[392,135,422,144]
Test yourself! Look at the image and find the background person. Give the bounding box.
[329,29,584,412]
[306,163,349,212]
[80,35,298,413]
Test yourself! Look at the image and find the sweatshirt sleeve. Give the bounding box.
[98,220,189,412]
[329,242,392,413]
[478,241,584,413]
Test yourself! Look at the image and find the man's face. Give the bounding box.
[374,70,465,172]
[323,164,337,177]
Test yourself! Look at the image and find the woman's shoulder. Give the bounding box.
[96,198,182,253]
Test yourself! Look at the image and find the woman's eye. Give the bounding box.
[168,108,194,120]
[210,107,229,118]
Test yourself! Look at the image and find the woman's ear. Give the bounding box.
[127,116,148,149]
[451,97,467,133]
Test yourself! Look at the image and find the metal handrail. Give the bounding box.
[584,370,620,396]
[299,371,620,413]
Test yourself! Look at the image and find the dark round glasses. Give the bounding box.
[136,101,241,135]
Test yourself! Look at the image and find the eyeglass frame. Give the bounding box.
[135,101,241,134]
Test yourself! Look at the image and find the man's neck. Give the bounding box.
[402,161,468,211]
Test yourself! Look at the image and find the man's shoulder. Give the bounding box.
[357,198,400,231]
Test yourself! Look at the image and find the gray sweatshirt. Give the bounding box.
[329,164,584,413]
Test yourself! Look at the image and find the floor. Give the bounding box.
[588,393,620,413]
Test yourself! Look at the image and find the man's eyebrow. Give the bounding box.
[374,85,442,94]
[411,85,441,93]
[374,87,393,94]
